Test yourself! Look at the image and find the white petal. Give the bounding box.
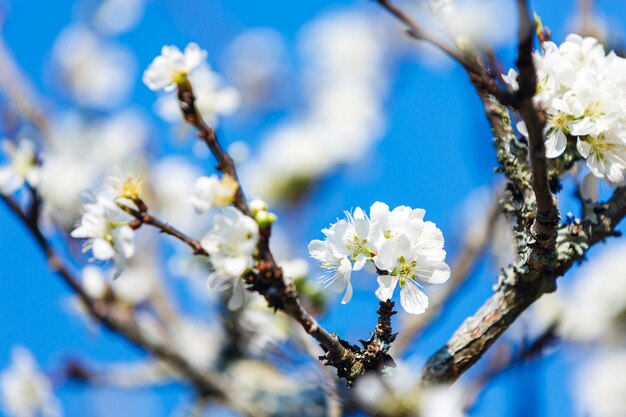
[577,138,592,158]
[375,275,398,301]
[414,260,451,284]
[92,239,115,260]
[227,279,245,310]
[373,240,396,272]
[400,279,429,315]
[341,279,353,304]
[545,129,567,158]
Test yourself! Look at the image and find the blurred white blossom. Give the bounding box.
[143,43,206,92]
[0,139,40,195]
[150,157,204,234]
[0,347,61,417]
[242,11,392,203]
[224,28,288,108]
[51,25,136,109]
[576,350,626,417]
[155,64,240,127]
[189,174,238,214]
[71,194,135,278]
[201,207,259,309]
[38,111,147,227]
[557,241,626,342]
[93,0,146,35]
[355,362,466,417]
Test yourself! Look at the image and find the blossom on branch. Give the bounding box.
[189,174,238,214]
[201,207,259,309]
[0,139,40,195]
[71,194,135,278]
[143,43,206,91]
[0,347,61,417]
[155,64,240,127]
[309,202,450,314]
[505,34,626,184]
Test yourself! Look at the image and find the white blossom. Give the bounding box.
[505,33,626,184]
[557,241,626,342]
[0,347,61,417]
[189,174,238,214]
[576,350,626,417]
[309,202,450,314]
[51,26,136,109]
[370,202,450,315]
[143,43,207,91]
[308,207,377,304]
[38,111,147,227]
[0,139,40,195]
[71,194,135,278]
[201,207,259,309]
[155,64,240,126]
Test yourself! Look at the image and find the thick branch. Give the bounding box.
[514,0,560,257]
[421,186,626,384]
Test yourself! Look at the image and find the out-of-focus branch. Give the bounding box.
[0,195,253,413]
[392,192,502,355]
[374,0,515,105]
[374,0,479,73]
[421,186,626,384]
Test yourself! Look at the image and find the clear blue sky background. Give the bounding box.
[1,1,625,416]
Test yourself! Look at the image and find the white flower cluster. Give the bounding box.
[309,202,450,315]
[0,347,61,417]
[504,34,626,184]
[144,43,240,126]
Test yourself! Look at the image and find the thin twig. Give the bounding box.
[375,0,479,73]
[119,203,208,256]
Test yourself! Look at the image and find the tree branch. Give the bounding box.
[514,0,560,260]
[119,202,208,256]
[421,186,626,384]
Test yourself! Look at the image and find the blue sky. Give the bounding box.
[1,1,625,416]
